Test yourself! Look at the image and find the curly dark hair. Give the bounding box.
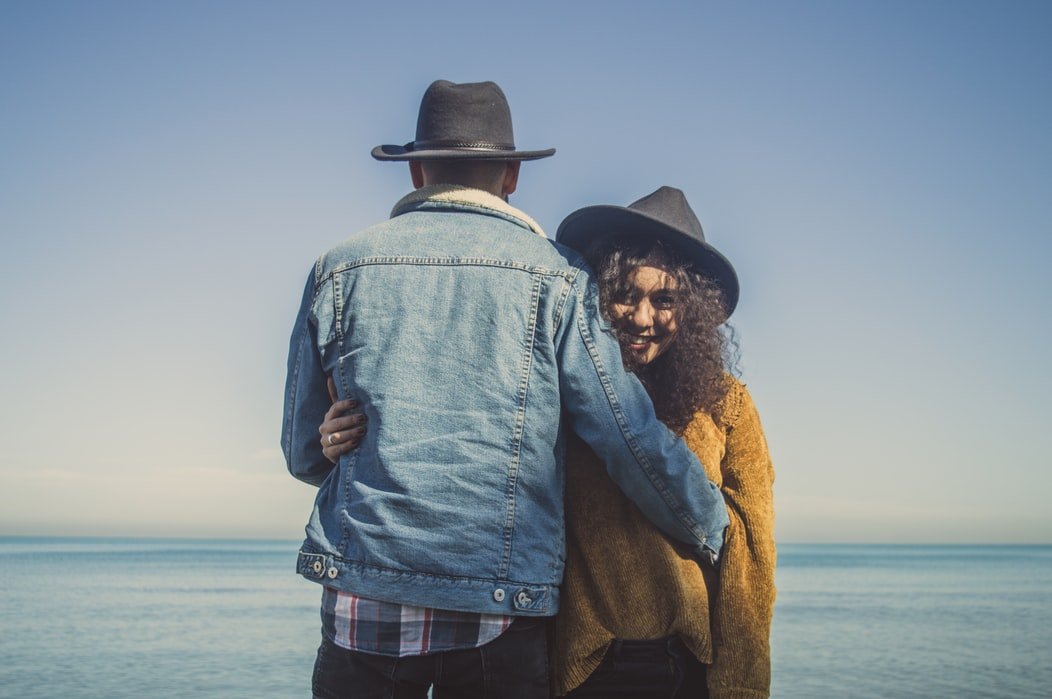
[585,236,739,434]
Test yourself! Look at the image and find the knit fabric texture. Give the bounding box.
[552,378,776,698]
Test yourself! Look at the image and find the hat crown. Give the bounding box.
[628,186,706,243]
[413,80,515,150]
[372,79,554,161]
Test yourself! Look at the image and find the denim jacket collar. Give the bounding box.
[391,185,548,239]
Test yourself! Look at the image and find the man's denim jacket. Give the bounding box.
[282,186,728,617]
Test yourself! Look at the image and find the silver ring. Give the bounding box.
[327,434,336,446]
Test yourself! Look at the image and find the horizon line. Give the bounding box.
[1,534,1050,547]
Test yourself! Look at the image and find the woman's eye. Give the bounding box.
[653,294,675,308]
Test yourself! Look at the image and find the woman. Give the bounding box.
[320,187,775,698]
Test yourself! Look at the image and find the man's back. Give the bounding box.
[290,188,577,614]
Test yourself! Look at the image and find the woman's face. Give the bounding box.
[609,264,679,365]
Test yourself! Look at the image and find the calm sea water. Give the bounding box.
[1,539,1049,698]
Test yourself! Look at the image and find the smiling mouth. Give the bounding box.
[623,334,664,350]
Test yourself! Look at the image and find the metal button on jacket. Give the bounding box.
[493,588,506,602]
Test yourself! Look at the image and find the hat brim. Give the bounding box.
[556,205,740,318]
[372,145,555,161]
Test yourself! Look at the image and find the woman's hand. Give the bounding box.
[320,377,367,463]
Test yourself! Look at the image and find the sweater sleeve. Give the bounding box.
[707,381,777,699]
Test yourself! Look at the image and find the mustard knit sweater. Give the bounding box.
[552,378,776,698]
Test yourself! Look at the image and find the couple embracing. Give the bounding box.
[282,80,775,699]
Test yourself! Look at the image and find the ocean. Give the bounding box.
[1,538,1049,698]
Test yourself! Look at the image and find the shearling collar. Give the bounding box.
[391,185,547,239]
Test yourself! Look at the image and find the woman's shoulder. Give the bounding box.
[682,375,749,445]
[709,374,748,429]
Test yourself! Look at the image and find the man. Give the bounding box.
[282,80,729,699]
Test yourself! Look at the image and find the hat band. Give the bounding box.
[409,139,516,151]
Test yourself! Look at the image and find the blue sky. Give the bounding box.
[2,0,1050,542]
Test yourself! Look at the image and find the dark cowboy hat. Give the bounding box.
[372,80,555,161]
[557,186,740,318]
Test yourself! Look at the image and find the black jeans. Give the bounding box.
[563,637,708,699]
[311,616,550,699]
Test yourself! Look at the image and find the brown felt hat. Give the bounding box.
[372,80,555,161]
[557,186,740,318]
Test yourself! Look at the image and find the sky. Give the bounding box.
[1,0,1050,543]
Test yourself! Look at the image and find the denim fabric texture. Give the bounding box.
[282,186,728,616]
[311,616,550,699]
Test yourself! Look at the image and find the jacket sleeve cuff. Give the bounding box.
[697,524,726,566]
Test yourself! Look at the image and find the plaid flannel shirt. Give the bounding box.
[321,587,513,657]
